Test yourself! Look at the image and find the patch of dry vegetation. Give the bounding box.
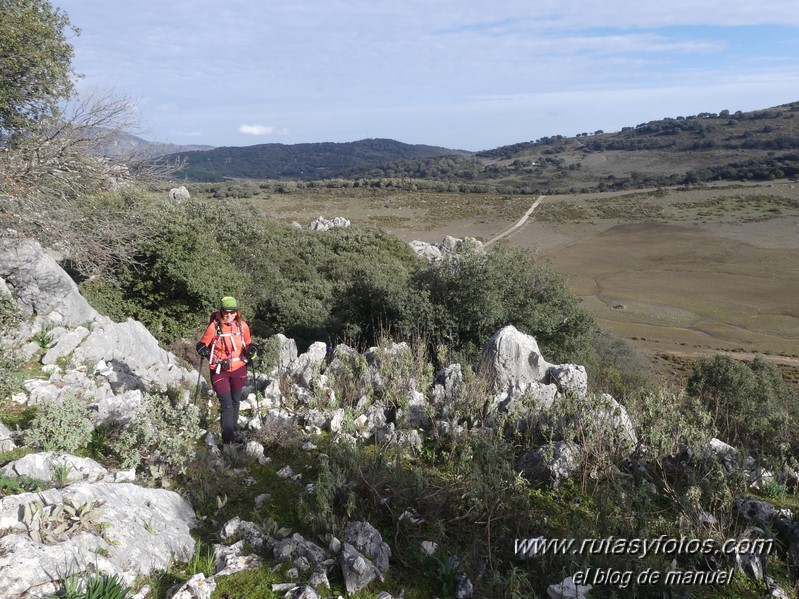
[191,183,532,238]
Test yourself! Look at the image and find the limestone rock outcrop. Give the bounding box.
[409,235,484,263]
[0,480,195,598]
[169,186,191,201]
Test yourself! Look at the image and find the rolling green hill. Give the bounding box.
[166,101,799,191]
[366,101,799,193]
[167,138,469,182]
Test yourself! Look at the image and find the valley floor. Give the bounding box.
[254,180,799,377]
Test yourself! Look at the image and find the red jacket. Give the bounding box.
[200,317,252,373]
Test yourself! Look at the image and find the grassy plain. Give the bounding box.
[203,181,799,374]
[526,185,799,362]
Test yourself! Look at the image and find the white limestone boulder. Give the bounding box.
[0,481,195,598]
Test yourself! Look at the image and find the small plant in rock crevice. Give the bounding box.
[31,321,56,349]
[50,459,73,488]
[0,472,45,496]
[22,498,107,545]
[50,571,129,599]
[185,539,216,577]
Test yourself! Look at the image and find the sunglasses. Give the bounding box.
[222,310,238,316]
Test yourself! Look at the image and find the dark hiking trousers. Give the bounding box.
[211,366,248,444]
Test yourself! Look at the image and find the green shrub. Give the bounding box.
[626,389,714,462]
[79,196,595,367]
[331,261,432,346]
[259,334,282,375]
[412,244,595,366]
[0,473,45,496]
[686,354,797,466]
[112,198,246,340]
[625,389,743,519]
[296,452,356,534]
[584,329,654,400]
[22,395,93,453]
[0,293,23,401]
[109,392,202,479]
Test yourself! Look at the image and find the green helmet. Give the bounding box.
[220,296,239,311]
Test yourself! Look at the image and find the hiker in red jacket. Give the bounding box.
[196,296,258,444]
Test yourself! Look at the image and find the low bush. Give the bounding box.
[532,391,639,494]
[0,292,23,401]
[686,354,798,467]
[22,396,93,453]
[107,392,202,480]
[412,243,596,366]
[584,329,654,400]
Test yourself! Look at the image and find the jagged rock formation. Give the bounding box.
[309,216,350,231]
[409,235,484,262]
[1,452,134,484]
[479,324,557,404]
[0,237,97,327]
[0,239,199,412]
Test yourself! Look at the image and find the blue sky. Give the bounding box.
[53,0,799,151]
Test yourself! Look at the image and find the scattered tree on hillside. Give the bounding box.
[0,1,181,275]
[0,0,76,141]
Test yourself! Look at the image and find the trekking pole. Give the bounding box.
[194,356,206,405]
[251,355,260,422]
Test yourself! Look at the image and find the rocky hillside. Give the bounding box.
[1,237,798,598]
[95,130,214,159]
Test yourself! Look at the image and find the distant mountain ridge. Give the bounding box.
[163,138,470,182]
[98,131,214,158]
[148,101,799,190]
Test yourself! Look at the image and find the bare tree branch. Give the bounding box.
[0,88,182,276]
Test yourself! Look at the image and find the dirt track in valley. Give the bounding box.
[484,195,545,247]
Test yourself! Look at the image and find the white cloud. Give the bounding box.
[238,124,275,136]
